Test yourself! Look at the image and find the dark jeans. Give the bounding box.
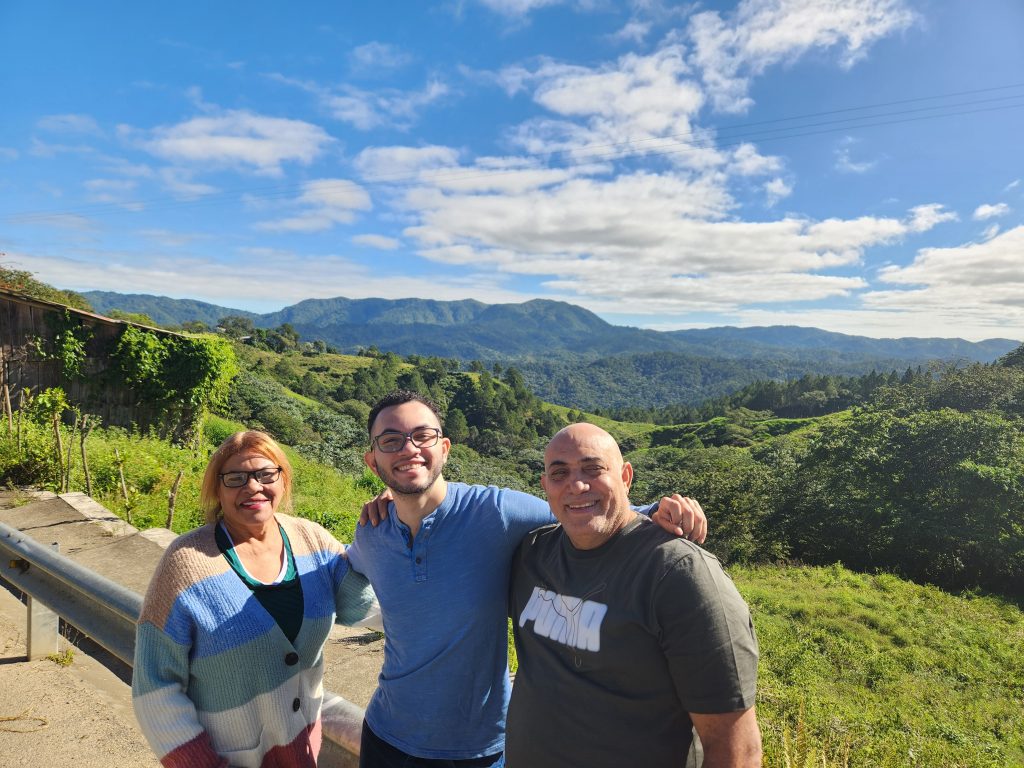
[359,721,505,768]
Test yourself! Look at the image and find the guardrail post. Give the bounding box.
[26,542,60,660]
[27,593,60,660]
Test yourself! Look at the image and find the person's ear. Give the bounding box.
[364,449,379,477]
[621,461,633,491]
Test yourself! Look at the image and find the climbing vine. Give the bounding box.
[111,326,238,442]
[34,310,93,379]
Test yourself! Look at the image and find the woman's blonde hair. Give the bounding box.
[200,431,293,524]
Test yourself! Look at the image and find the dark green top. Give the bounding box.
[215,521,305,644]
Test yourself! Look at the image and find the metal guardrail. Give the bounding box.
[0,520,362,768]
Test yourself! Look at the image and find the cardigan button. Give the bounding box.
[285,652,299,666]
[292,697,301,712]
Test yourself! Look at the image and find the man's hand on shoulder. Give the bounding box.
[651,494,707,544]
[359,488,394,527]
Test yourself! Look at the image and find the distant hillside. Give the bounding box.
[82,291,1019,360]
[669,325,1016,362]
[516,351,934,410]
[82,291,1020,407]
[83,291,258,328]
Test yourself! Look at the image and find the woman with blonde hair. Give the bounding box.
[133,430,379,768]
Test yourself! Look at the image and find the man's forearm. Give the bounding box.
[691,707,762,768]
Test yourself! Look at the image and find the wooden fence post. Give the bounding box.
[114,447,132,525]
[52,413,65,491]
[80,416,94,498]
[16,389,24,453]
[167,470,185,530]
[2,383,11,434]
[64,413,79,493]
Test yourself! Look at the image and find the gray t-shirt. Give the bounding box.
[506,515,758,768]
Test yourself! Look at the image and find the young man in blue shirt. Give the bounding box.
[345,390,707,768]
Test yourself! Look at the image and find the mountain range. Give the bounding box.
[83,291,1022,408]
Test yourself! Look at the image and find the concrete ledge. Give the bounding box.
[60,492,139,537]
[138,528,178,549]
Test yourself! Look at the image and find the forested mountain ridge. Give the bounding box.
[84,291,1018,363]
[82,291,260,327]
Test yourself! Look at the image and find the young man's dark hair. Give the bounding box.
[366,389,443,437]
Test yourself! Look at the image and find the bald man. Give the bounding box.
[506,424,762,768]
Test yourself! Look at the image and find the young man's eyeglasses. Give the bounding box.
[372,428,442,453]
[218,467,283,488]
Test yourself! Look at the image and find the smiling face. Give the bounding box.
[216,451,284,537]
[364,400,451,498]
[541,423,635,550]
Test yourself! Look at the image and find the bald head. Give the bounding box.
[541,423,635,550]
[545,423,624,465]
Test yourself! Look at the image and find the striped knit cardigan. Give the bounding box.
[132,515,379,768]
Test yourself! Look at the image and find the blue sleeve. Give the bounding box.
[633,501,658,517]
[495,488,558,539]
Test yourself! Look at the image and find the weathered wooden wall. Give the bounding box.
[0,289,171,428]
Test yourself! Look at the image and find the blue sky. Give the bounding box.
[1,0,1022,341]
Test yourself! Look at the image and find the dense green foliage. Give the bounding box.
[111,326,239,441]
[34,309,93,379]
[610,368,925,422]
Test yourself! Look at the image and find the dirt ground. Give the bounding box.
[0,584,159,768]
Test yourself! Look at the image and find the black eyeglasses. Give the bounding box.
[372,428,442,453]
[218,467,283,488]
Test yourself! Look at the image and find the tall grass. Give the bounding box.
[0,414,370,542]
[736,564,1024,767]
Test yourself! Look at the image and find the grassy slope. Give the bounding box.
[736,564,1024,767]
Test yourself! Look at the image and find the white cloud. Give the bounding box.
[354,145,461,181]
[764,177,792,206]
[474,0,571,16]
[907,203,957,233]
[982,224,1000,240]
[834,136,877,173]
[37,114,102,135]
[609,20,651,45]
[730,143,782,176]
[396,166,955,319]
[158,168,219,197]
[878,225,1024,289]
[1005,179,1021,192]
[323,80,449,131]
[973,202,1010,220]
[350,42,413,73]
[256,179,372,232]
[29,137,95,157]
[83,178,140,208]
[500,47,725,170]
[135,109,333,176]
[849,226,1024,339]
[687,0,917,113]
[353,234,401,250]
